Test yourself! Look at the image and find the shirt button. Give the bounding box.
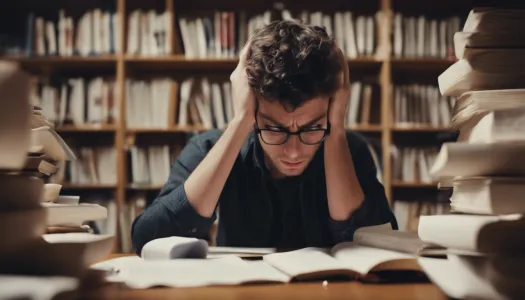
[191,228,197,233]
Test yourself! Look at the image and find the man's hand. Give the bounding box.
[230,41,256,126]
[328,45,350,129]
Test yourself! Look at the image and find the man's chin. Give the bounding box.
[278,165,306,177]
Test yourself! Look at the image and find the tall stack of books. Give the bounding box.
[415,8,525,299]
[0,61,114,299]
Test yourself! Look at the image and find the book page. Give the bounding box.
[331,243,416,275]
[263,248,349,279]
[91,256,289,288]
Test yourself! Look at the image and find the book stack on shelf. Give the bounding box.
[391,13,461,59]
[31,76,119,127]
[391,84,454,129]
[127,9,172,57]
[0,61,114,298]
[415,8,525,299]
[28,9,120,57]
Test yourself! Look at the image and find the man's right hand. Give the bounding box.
[230,41,256,127]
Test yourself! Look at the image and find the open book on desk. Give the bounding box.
[92,223,441,288]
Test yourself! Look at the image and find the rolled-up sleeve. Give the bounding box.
[131,133,218,255]
[328,134,398,243]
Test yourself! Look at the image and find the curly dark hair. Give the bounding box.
[246,19,342,111]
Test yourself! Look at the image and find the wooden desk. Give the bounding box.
[85,255,448,300]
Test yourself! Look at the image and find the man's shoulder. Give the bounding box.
[343,129,370,151]
[187,129,223,151]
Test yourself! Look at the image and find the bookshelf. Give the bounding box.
[0,0,472,249]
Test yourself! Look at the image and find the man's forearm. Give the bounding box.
[184,117,253,217]
[324,127,365,221]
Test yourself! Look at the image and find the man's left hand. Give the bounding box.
[328,45,350,129]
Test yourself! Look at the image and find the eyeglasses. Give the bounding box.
[254,115,331,145]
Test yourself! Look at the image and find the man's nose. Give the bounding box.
[283,135,301,159]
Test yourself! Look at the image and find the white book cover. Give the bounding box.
[58,84,67,125]
[347,82,362,125]
[179,18,194,58]
[86,11,94,55]
[58,10,66,56]
[365,16,374,56]
[93,9,102,54]
[214,12,221,58]
[35,18,45,55]
[438,20,447,58]
[127,11,139,54]
[195,18,207,58]
[416,16,426,57]
[429,20,438,57]
[355,16,366,56]
[45,21,57,55]
[140,12,150,56]
[393,13,403,57]
[334,13,345,55]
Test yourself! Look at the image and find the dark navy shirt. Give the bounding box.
[131,129,397,255]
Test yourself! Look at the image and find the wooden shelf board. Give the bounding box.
[55,125,117,133]
[391,126,452,132]
[125,55,381,70]
[391,181,438,188]
[127,126,208,133]
[390,58,456,71]
[4,55,117,73]
[60,184,117,189]
[127,184,164,191]
[347,125,383,132]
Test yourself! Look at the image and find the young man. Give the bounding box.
[131,20,397,254]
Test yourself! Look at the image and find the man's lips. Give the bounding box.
[281,160,303,168]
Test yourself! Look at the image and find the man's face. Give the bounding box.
[256,97,330,179]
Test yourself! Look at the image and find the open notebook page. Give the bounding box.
[331,242,418,275]
[91,256,289,288]
[263,248,350,279]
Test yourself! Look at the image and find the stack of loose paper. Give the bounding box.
[421,8,525,300]
[0,61,113,296]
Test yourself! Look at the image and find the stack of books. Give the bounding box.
[0,61,114,298]
[416,8,525,299]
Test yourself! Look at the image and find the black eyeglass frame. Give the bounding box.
[253,112,331,146]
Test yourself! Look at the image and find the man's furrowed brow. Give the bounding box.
[258,112,286,127]
[300,114,326,128]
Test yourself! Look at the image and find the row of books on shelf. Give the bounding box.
[28,10,121,57]
[392,84,454,128]
[13,8,385,58]
[391,146,438,184]
[392,14,461,59]
[32,77,118,126]
[177,10,380,59]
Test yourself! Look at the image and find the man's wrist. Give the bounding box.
[327,124,346,140]
[229,115,254,133]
